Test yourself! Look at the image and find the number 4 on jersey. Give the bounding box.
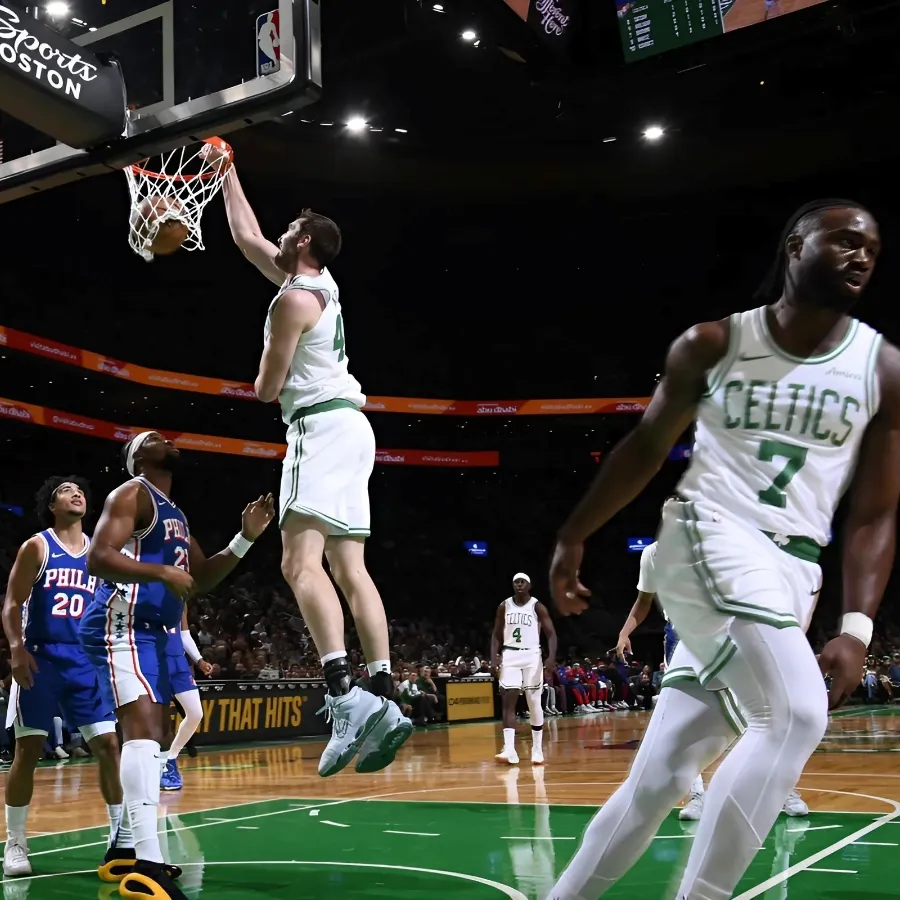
[333,313,346,361]
[512,627,522,643]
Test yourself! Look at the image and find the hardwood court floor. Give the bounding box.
[4,706,900,898]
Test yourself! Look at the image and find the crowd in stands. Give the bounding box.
[2,494,900,747]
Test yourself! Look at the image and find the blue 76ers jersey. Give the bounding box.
[93,477,190,629]
[23,529,97,645]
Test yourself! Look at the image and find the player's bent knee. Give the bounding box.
[787,688,828,745]
[10,734,46,764]
[88,731,121,764]
[280,549,325,588]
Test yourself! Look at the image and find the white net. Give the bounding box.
[124,137,233,262]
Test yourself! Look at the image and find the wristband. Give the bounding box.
[228,532,253,559]
[181,629,203,664]
[840,612,873,648]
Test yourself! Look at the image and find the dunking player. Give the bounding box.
[222,168,412,776]
[1,477,124,878]
[491,573,557,766]
[617,539,807,821]
[160,606,211,791]
[548,200,900,899]
[80,432,274,899]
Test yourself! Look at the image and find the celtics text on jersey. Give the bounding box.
[677,305,882,546]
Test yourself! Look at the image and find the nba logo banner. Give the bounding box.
[256,10,281,76]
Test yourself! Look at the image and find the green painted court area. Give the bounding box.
[18,798,900,898]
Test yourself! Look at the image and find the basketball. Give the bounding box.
[136,195,189,256]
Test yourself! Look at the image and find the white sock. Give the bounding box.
[532,728,544,752]
[53,717,64,747]
[503,728,515,753]
[5,805,29,842]
[114,804,134,849]
[168,690,203,761]
[321,649,347,665]
[367,659,391,676]
[691,774,705,796]
[107,804,123,849]
[160,755,170,777]
[121,739,164,863]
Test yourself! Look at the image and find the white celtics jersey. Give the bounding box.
[503,596,540,650]
[678,305,882,546]
[265,268,366,425]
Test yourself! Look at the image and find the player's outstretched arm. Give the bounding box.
[536,602,558,672]
[255,290,323,402]
[88,482,193,598]
[821,341,900,709]
[549,320,729,616]
[187,494,274,592]
[222,167,284,286]
[2,537,43,688]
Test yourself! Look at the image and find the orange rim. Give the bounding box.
[130,136,233,183]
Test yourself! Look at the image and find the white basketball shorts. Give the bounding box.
[655,497,822,690]
[499,648,543,692]
[279,406,376,536]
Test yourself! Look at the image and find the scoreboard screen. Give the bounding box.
[618,0,829,62]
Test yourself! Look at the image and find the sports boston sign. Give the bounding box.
[0,1,126,148]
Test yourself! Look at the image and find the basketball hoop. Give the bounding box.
[124,137,233,262]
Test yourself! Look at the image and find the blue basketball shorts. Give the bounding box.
[6,642,116,738]
[664,620,680,667]
[167,651,197,700]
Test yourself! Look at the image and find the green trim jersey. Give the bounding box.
[503,597,540,650]
[265,268,366,425]
[677,306,882,547]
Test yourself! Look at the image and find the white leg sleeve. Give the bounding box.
[550,681,736,900]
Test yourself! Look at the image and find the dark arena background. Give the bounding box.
[2,0,900,898]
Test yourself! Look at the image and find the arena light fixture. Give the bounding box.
[433,3,445,10]
[461,29,478,41]
[643,125,665,141]
[44,1,70,15]
[346,116,368,133]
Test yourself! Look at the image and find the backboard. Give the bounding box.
[0,0,321,203]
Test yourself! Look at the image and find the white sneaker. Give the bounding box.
[3,839,32,877]
[782,790,809,817]
[355,699,413,773]
[531,746,544,766]
[679,792,704,821]
[70,746,89,758]
[495,748,520,765]
[317,686,389,777]
[53,746,69,760]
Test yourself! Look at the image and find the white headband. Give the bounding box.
[513,572,531,584]
[126,431,156,476]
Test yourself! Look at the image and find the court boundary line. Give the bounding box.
[732,787,900,899]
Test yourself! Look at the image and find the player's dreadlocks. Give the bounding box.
[34,475,90,528]
[753,198,870,304]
